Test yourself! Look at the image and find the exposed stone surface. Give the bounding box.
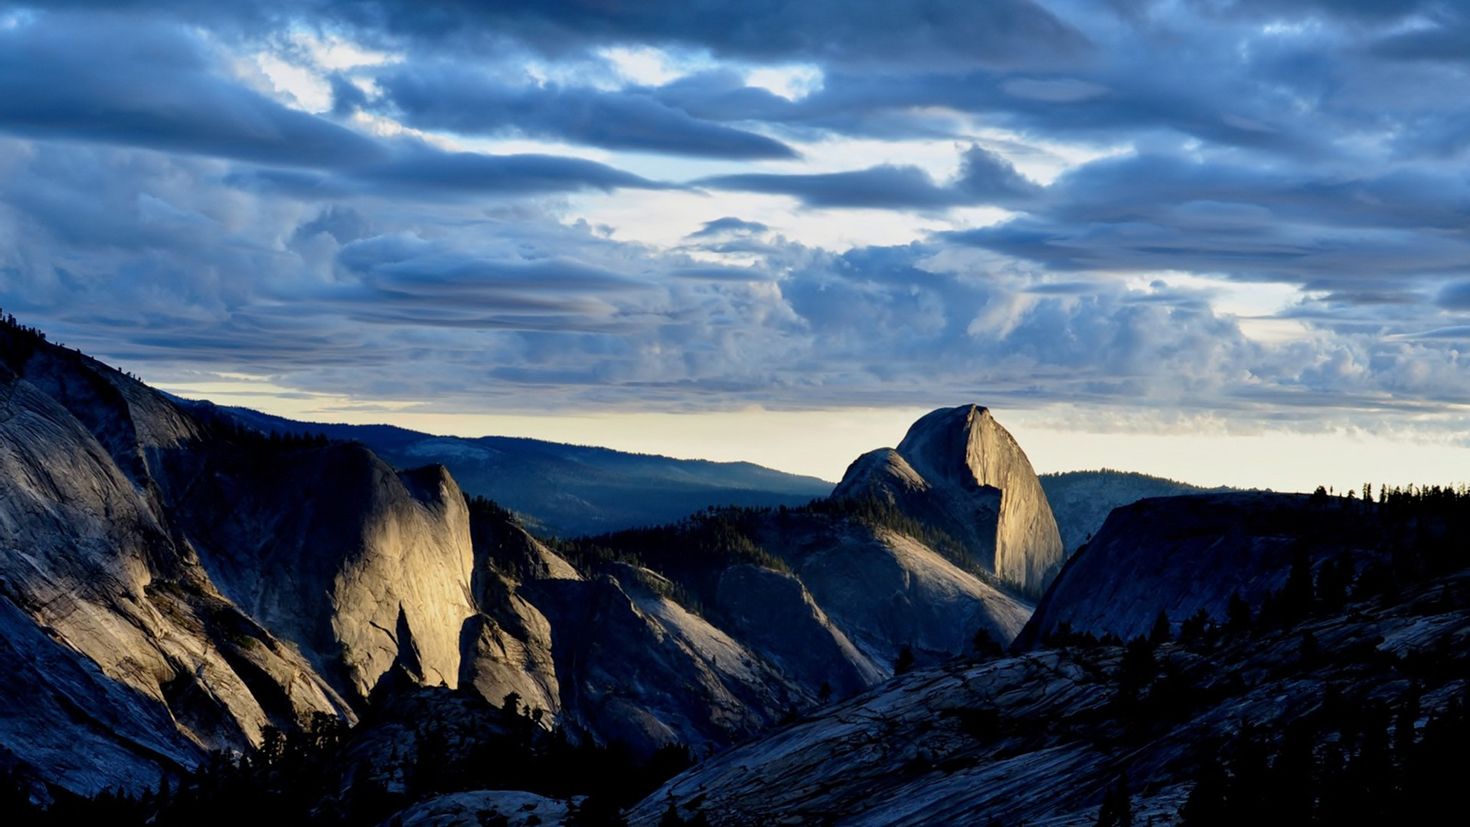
[751,515,1031,669]
[0,343,348,794]
[1015,492,1383,648]
[834,405,1064,596]
[0,327,1059,796]
[383,790,574,827]
[629,541,1470,826]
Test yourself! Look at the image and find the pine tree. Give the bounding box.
[1179,757,1227,826]
[1226,592,1252,632]
[1149,610,1172,645]
[894,645,916,675]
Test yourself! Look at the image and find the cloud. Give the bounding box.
[6,0,1470,438]
[0,16,383,168]
[1435,281,1470,310]
[945,151,1470,290]
[374,65,798,159]
[698,145,1039,210]
[0,13,667,202]
[686,217,770,238]
[320,0,1092,72]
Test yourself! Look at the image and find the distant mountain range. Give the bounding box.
[1040,469,1233,552]
[209,406,835,538]
[216,407,1229,553]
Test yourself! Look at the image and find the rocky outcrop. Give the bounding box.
[834,404,1064,596]
[629,558,1470,826]
[706,564,882,699]
[385,790,574,827]
[1015,492,1384,648]
[0,322,1066,797]
[748,513,1031,669]
[528,565,802,756]
[161,445,478,701]
[0,346,348,794]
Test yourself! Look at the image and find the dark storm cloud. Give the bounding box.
[945,151,1470,290]
[699,146,1039,210]
[321,0,1092,71]
[1435,282,1470,310]
[374,66,798,160]
[0,13,672,205]
[10,0,1092,70]
[232,146,669,201]
[5,0,1470,424]
[335,233,646,294]
[0,17,382,167]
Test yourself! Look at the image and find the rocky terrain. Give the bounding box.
[627,488,1470,825]
[217,407,833,537]
[1016,491,1377,647]
[18,312,1448,827]
[0,317,1059,804]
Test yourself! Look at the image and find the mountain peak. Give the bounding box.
[895,404,994,486]
[835,404,1063,596]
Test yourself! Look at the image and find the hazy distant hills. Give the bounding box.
[213,407,835,537]
[215,410,1232,552]
[1040,469,1232,552]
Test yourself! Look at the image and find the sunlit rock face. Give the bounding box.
[0,334,349,795]
[163,444,479,702]
[834,404,1065,597]
[0,327,1055,796]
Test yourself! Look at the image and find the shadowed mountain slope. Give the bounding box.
[213,407,833,537]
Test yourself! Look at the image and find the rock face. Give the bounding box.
[1015,492,1384,648]
[747,514,1031,668]
[834,404,1064,596]
[162,445,479,702]
[0,322,1058,797]
[629,518,1470,826]
[0,335,349,794]
[385,790,574,827]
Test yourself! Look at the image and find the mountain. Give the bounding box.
[212,407,833,537]
[1014,491,1379,648]
[623,489,1470,825]
[1039,469,1225,553]
[834,404,1065,597]
[0,315,1043,805]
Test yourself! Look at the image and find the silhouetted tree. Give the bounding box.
[1148,610,1172,645]
[894,645,916,675]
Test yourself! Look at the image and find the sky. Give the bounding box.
[4,1,1470,489]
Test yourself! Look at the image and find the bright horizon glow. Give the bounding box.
[156,378,1470,494]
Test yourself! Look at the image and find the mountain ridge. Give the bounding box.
[0,315,1045,801]
[206,404,834,537]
